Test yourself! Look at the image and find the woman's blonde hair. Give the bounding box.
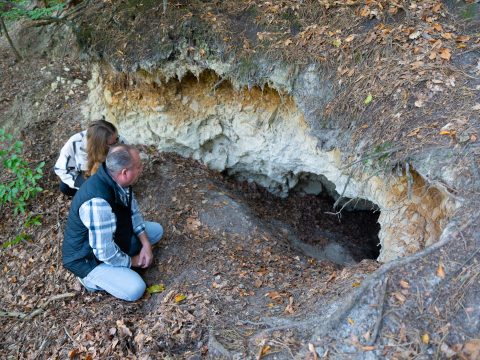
[85,119,118,177]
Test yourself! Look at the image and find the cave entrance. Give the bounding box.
[223,172,381,266]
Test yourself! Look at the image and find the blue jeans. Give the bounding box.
[80,221,163,301]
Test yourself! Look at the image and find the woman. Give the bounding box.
[54,119,122,196]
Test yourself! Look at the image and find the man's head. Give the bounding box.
[106,144,143,187]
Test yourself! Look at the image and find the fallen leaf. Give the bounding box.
[332,39,342,47]
[364,93,373,105]
[432,23,443,32]
[68,349,79,359]
[348,318,355,325]
[439,48,451,61]
[441,32,453,40]
[456,35,470,43]
[352,281,361,287]
[284,39,293,46]
[175,294,186,303]
[345,34,355,43]
[362,345,375,351]
[308,343,318,359]
[284,296,295,314]
[258,344,271,359]
[463,339,480,359]
[409,31,421,40]
[146,284,165,294]
[393,292,407,303]
[437,262,446,278]
[186,217,201,232]
[410,60,424,69]
[433,3,442,12]
[414,100,425,108]
[440,123,456,136]
[407,128,420,137]
[422,333,430,344]
[360,6,370,17]
[116,320,133,337]
[470,134,477,142]
[399,280,411,289]
[265,291,283,303]
[429,51,437,60]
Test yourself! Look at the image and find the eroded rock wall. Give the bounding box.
[83,64,458,262]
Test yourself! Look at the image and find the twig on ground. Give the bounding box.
[0,292,76,320]
[34,328,53,360]
[64,326,77,344]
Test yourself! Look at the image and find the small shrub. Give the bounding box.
[0,128,44,247]
[1,1,65,21]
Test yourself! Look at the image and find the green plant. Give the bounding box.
[0,128,44,215]
[0,0,67,60]
[0,129,45,247]
[2,232,32,248]
[362,141,395,169]
[1,1,65,21]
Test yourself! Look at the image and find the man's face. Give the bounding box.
[116,150,143,187]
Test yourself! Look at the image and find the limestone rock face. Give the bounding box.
[84,63,459,262]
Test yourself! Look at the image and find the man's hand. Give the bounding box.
[131,242,153,268]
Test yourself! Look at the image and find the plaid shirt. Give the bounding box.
[78,185,146,268]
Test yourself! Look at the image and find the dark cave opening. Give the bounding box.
[223,172,381,265]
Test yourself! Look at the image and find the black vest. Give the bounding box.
[62,163,133,278]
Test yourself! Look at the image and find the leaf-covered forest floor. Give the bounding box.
[1,0,480,359]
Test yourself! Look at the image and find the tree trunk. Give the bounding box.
[0,16,23,61]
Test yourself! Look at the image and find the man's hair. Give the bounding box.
[106,144,137,176]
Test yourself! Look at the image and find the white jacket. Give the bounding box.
[54,130,88,189]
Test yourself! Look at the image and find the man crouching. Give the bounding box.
[62,144,163,301]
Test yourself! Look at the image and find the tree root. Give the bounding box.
[312,214,476,340]
[366,275,389,346]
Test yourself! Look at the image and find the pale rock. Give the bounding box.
[104,89,113,104]
[83,64,459,263]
